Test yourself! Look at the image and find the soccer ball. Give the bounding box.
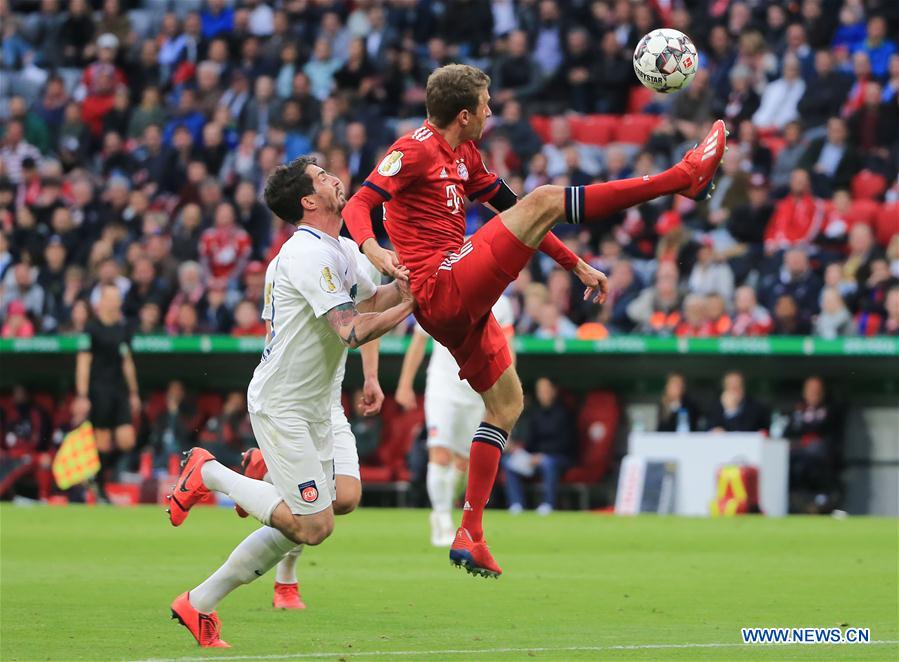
[633,29,698,93]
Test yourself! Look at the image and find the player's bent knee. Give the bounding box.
[333,477,361,515]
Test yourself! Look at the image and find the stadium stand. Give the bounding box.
[1,0,897,506]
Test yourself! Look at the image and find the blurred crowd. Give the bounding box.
[1,0,898,342]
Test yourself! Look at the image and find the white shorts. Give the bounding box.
[424,393,485,459]
[249,411,335,516]
[331,405,360,480]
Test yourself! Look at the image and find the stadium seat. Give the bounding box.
[614,114,662,144]
[529,115,554,144]
[851,170,888,200]
[761,136,786,159]
[143,391,168,423]
[874,202,898,247]
[194,393,224,430]
[848,199,881,226]
[627,86,655,114]
[569,115,618,146]
[560,391,619,508]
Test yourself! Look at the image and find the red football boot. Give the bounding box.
[235,448,267,518]
[676,119,728,200]
[170,591,230,648]
[166,447,215,527]
[449,527,502,578]
[273,582,307,610]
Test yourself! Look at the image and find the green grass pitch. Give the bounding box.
[1,505,896,661]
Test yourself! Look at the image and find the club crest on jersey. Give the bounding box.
[378,150,403,177]
[320,266,338,293]
[457,162,469,180]
[298,480,318,503]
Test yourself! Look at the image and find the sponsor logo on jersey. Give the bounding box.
[439,167,448,179]
[298,480,319,503]
[320,266,338,292]
[457,162,469,180]
[378,150,403,176]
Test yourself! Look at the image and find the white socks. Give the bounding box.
[427,462,462,514]
[275,545,304,584]
[189,526,296,613]
[201,460,282,525]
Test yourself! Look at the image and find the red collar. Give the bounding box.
[424,120,461,156]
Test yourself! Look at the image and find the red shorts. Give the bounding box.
[413,216,535,392]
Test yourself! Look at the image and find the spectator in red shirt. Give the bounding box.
[199,202,251,287]
[165,261,205,334]
[79,34,127,137]
[704,293,733,336]
[675,294,708,337]
[1,300,36,338]
[731,285,774,336]
[231,300,266,337]
[765,169,825,253]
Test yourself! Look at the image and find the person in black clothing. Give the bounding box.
[72,284,141,496]
[707,371,770,433]
[796,50,852,134]
[502,377,578,514]
[657,372,701,432]
[784,376,843,510]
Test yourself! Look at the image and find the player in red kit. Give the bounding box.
[343,65,727,578]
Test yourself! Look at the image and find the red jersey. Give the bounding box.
[353,122,502,286]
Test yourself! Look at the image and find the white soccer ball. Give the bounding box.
[633,28,698,94]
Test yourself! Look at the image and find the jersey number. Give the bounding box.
[445,184,463,215]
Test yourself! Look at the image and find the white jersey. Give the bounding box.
[248,227,377,421]
[417,296,515,404]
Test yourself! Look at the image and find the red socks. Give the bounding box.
[565,166,691,224]
[460,423,508,541]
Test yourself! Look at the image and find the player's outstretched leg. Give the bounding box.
[500,121,728,249]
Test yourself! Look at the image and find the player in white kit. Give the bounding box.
[395,296,515,546]
[237,242,385,610]
[166,156,414,648]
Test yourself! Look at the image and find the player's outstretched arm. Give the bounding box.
[325,295,415,350]
[395,330,428,411]
[356,281,407,314]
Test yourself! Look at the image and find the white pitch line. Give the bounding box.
[131,639,899,662]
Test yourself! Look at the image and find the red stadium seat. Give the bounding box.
[848,199,881,226]
[377,395,425,481]
[194,393,223,430]
[529,115,553,144]
[569,114,618,146]
[627,85,655,113]
[851,170,888,200]
[761,136,786,159]
[614,114,662,144]
[875,202,899,247]
[143,391,168,423]
[563,390,619,485]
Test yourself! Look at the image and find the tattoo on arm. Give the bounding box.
[326,302,361,346]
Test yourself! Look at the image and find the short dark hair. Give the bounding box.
[263,156,317,223]
[425,64,490,128]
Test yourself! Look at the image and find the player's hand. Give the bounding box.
[360,377,384,416]
[394,383,417,411]
[72,395,91,424]
[129,393,142,416]
[362,239,409,282]
[573,259,609,304]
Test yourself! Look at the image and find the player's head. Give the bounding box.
[263,155,346,224]
[426,64,491,140]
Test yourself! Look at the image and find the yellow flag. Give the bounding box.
[52,422,101,489]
